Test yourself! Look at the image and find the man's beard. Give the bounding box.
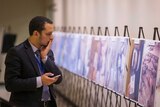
[40,41,49,47]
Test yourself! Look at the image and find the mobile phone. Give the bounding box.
[48,73,54,78]
[54,75,61,78]
[48,74,61,78]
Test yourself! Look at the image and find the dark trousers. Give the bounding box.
[10,100,57,107]
[40,101,57,107]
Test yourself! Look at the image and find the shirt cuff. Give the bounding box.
[36,76,42,88]
[42,56,48,64]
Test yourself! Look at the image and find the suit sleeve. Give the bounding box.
[44,50,62,84]
[5,48,37,92]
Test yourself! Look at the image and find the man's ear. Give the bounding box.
[33,31,39,36]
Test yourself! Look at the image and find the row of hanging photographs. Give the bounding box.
[51,32,160,107]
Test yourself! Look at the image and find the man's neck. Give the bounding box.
[28,36,41,49]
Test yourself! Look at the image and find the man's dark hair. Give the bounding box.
[29,16,53,35]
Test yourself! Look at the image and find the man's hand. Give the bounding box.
[40,38,53,59]
[41,72,60,86]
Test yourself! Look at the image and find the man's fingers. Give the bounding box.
[44,72,54,76]
[47,39,53,48]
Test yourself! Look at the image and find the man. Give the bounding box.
[4,16,62,107]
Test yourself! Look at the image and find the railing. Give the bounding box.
[54,67,143,107]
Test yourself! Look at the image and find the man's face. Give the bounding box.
[39,23,54,47]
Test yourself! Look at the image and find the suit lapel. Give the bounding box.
[24,40,41,75]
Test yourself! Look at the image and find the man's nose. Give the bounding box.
[50,35,54,40]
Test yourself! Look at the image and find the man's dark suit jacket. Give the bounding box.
[4,39,62,107]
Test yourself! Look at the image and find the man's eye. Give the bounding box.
[46,33,52,36]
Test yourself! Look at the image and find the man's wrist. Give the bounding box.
[41,55,47,59]
[42,56,48,63]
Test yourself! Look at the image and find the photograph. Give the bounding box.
[127,39,145,101]
[138,40,160,107]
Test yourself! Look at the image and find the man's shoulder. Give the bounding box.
[8,39,29,53]
[14,39,29,50]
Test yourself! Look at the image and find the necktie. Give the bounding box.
[35,50,51,101]
[35,50,44,74]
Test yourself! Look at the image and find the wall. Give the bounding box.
[0,0,53,83]
[0,27,4,75]
[0,0,46,44]
[53,0,160,39]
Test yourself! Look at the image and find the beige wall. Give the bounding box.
[0,0,53,82]
[53,0,160,39]
[0,0,47,44]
